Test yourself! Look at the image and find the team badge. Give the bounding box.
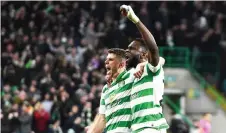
[109,93,116,103]
[118,81,125,87]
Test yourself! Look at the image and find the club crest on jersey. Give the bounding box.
[118,81,125,87]
[109,93,116,103]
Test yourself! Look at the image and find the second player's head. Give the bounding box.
[105,48,127,77]
[126,38,148,69]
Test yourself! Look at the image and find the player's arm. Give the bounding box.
[134,57,165,78]
[136,22,159,66]
[120,5,159,66]
[86,85,107,133]
[87,114,106,133]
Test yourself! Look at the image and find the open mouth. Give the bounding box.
[106,65,111,72]
[126,52,132,62]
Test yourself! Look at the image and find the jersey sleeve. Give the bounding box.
[147,57,164,73]
[98,86,106,114]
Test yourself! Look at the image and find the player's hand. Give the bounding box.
[120,5,140,24]
[85,125,94,133]
[134,68,143,79]
[85,126,90,133]
[134,63,145,78]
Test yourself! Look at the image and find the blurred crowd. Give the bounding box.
[1,1,226,133]
[169,113,212,133]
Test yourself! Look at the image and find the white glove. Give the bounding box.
[120,5,140,24]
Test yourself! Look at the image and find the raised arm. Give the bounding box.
[136,22,159,66]
[120,5,159,66]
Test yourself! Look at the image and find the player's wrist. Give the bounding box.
[130,15,140,24]
[128,7,140,24]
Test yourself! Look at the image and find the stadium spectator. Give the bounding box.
[199,113,212,133]
[48,120,63,133]
[33,102,50,133]
[18,103,33,133]
[169,112,190,133]
[190,119,204,133]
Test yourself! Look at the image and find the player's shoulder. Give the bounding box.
[146,58,164,74]
[123,68,135,78]
[102,84,109,93]
[127,68,136,73]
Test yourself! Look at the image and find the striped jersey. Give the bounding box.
[130,61,169,132]
[99,68,135,133]
[155,63,165,105]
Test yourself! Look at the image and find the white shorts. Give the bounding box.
[137,128,166,133]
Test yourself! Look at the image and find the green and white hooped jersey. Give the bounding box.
[130,61,169,132]
[99,68,135,133]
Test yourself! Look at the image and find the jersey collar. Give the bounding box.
[111,70,127,86]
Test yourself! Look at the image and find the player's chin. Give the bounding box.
[106,69,112,75]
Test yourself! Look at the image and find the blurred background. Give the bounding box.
[1,1,226,133]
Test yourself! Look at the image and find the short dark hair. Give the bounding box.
[108,48,127,60]
[135,38,145,45]
[134,38,148,52]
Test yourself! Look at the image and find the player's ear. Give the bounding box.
[144,51,149,56]
[119,60,126,68]
[141,51,148,59]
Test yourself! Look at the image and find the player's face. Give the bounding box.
[126,41,142,68]
[127,41,141,55]
[105,53,121,76]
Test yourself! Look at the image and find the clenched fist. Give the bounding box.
[120,5,140,24]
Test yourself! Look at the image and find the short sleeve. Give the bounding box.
[147,57,164,73]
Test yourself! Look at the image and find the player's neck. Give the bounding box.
[112,67,126,81]
[140,58,147,63]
